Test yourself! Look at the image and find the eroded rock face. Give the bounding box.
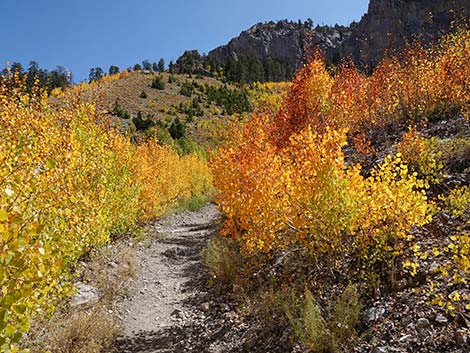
[175,0,470,80]
[206,21,351,77]
[341,0,470,67]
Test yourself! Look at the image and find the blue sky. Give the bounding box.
[0,0,369,81]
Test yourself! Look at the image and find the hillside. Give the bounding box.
[80,71,253,148]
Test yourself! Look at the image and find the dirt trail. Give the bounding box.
[113,205,247,353]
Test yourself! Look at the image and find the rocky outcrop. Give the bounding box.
[206,21,351,81]
[341,0,470,67]
[175,0,470,81]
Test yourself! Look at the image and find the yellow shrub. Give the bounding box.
[443,186,470,220]
[397,128,443,183]
[133,141,212,221]
[0,78,212,351]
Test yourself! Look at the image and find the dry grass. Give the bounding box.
[284,284,362,353]
[23,242,137,353]
[201,236,239,285]
[85,243,137,301]
[25,305,118,353]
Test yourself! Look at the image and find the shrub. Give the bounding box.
[397,128,443,183]
[150,76,165,90]
[285,285,361,353]
[180,81,194,97]
[132,140,212,221]
[285,289,329,352]
[112,98,131,119]
[132,112,155,131]
[169,117,186,140]
[202,237,238,284]
[0,80,139,352]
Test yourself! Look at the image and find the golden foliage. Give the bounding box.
[0,76,212,351]
[212,117,433,276]
[397,127,443,183]
[133,140,213,221]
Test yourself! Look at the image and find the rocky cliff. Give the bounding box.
[174,20,350,82]
[342,0,470,67]
[175,0,470,82]
[205,21,351,80]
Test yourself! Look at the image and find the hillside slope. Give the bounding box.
[81,71,253,147]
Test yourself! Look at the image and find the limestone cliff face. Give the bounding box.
[342,0,470,66]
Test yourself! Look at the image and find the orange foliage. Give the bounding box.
[271,27,469,144]
[209,25,470,282]
[272,55,333,147]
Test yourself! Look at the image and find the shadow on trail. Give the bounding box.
[113,213,236,353]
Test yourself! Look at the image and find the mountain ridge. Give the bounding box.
[174,0,470,82]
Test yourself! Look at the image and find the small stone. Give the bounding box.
[372,347,387,353]
[71,282,100,307]
[201,302,210,312]
[454,331,468,346]
[363,307,386,323]
[417,318,430,329]
[399,334,412,343]
[435,315,448,324]
[171,309,184,318]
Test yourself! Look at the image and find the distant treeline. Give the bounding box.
[0,57,171,91]
[88,58,168,82]
[1,61,72,93]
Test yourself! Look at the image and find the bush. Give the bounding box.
[0,81,139,351]
[132,112,155,131]
[132,140,213,221]
[112,98,131,119]
[202,237,238,284]
[169,117,186,139]
[285,289,329,352]
[150,76,165,90]
[285,285,361,353]
[179,81,194,97]
[139,90,147,98]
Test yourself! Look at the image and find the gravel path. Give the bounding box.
[113,205,247,353]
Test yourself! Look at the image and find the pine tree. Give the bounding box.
[142,60,152,71]
[108,65,120,75]
[157,58,165,72]
[89,67,104,82]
